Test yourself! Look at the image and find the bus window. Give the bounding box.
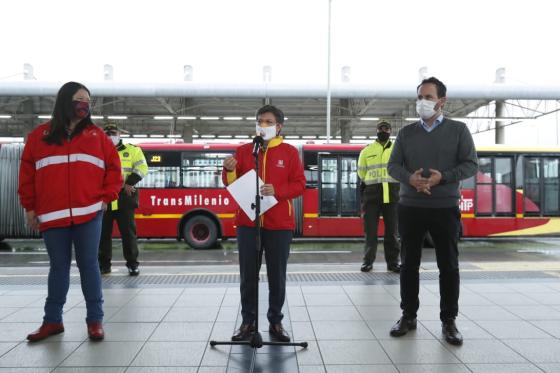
[475,157,492,214]
[495,157,513,214]
[340,156,358,215]
[461,175,475,189]
[475,156,514,216]
[543,158,560,215]
[304,151,318,188]
[320,157,338,215]
[138,151,181,188]
[522,156,560,216]
[181,152,231,188]
[524,157,541,215]
[319,154,359,216]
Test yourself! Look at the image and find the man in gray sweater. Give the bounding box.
[387,77,478,345]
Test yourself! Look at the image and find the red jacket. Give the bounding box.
[18,122,123,231]
[222,137,306,230]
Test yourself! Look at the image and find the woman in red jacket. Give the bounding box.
[18,82,122,342]
[222,105,306,342]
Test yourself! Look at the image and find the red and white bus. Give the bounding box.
[133,143,560,249]
[2,142,559,246]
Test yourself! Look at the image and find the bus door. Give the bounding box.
[319,154,359,217]
[475,156,515,216]
[523,156,560,216]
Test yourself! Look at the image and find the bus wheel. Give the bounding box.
[183,215,218,250]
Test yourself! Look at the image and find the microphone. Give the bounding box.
[252,135,264,155]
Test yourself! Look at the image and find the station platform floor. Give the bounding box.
[1,259,560,373]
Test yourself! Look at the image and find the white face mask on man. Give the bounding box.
[416,99,439,120]
[110,135,120,146]
[255,124,277,141]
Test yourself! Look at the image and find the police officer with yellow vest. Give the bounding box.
[358,120,401,273]
[99,123,148,276]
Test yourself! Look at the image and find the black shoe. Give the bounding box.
[100,266,111,275]
[442,319,463,345]
[231,323,255,341]
[269,323,290,342]
[360,262,373,272]
[127,266,140,276]
[390,316,417,337]
[387,264,401,273]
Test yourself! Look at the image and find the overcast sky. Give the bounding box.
[1,0,559,144]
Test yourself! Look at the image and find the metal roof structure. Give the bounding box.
[1,81,559,141]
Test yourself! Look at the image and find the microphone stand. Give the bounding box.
[210,136,308,372]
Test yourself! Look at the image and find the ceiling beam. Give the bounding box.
[156,98,176,114]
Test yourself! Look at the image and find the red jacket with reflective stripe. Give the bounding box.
[221,137,306,230]
[18,122,123,231]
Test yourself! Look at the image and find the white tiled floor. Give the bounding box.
[1,279,560,372]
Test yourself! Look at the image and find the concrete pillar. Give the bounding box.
[22,99,36,141]
[339,99,351,143]
[340,120,351,143]
[22,121,36,142]
[182,124,193,143]
[495,68,506,144]
[495,101,506,144]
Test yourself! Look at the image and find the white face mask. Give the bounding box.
[110,135,120,146]
[416,99,439,120]
[255,124,277,141]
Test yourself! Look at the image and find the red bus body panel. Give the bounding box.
[121,143,560,240]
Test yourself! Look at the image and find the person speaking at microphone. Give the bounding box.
[222,105,306,342]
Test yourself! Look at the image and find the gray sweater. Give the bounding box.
[387,118,478,208]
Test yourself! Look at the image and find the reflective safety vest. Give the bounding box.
[111,143,148,210]
[357,140,398,203]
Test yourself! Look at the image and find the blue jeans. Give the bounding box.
[42,212,104,324]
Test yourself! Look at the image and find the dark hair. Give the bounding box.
[256,105,284,124]
[417,77,447,98]
[43,81,93,145]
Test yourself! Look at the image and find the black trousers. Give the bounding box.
[362,200,400,266]
[98,208,139,268]
[398,204,461,321]
[237,226,291,325]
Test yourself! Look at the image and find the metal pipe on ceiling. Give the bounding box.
[1,82,560,100]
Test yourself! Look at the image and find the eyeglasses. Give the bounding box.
[256,120,277,127]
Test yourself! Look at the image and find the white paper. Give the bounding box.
[226,169,278,221]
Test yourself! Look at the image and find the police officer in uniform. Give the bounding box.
[99,123,148,276]
[358,120,401,273]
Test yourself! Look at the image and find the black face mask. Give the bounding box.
[377,131,390,142]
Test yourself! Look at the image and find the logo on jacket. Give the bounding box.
[123,152,129,157]
[276,159,284,168]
